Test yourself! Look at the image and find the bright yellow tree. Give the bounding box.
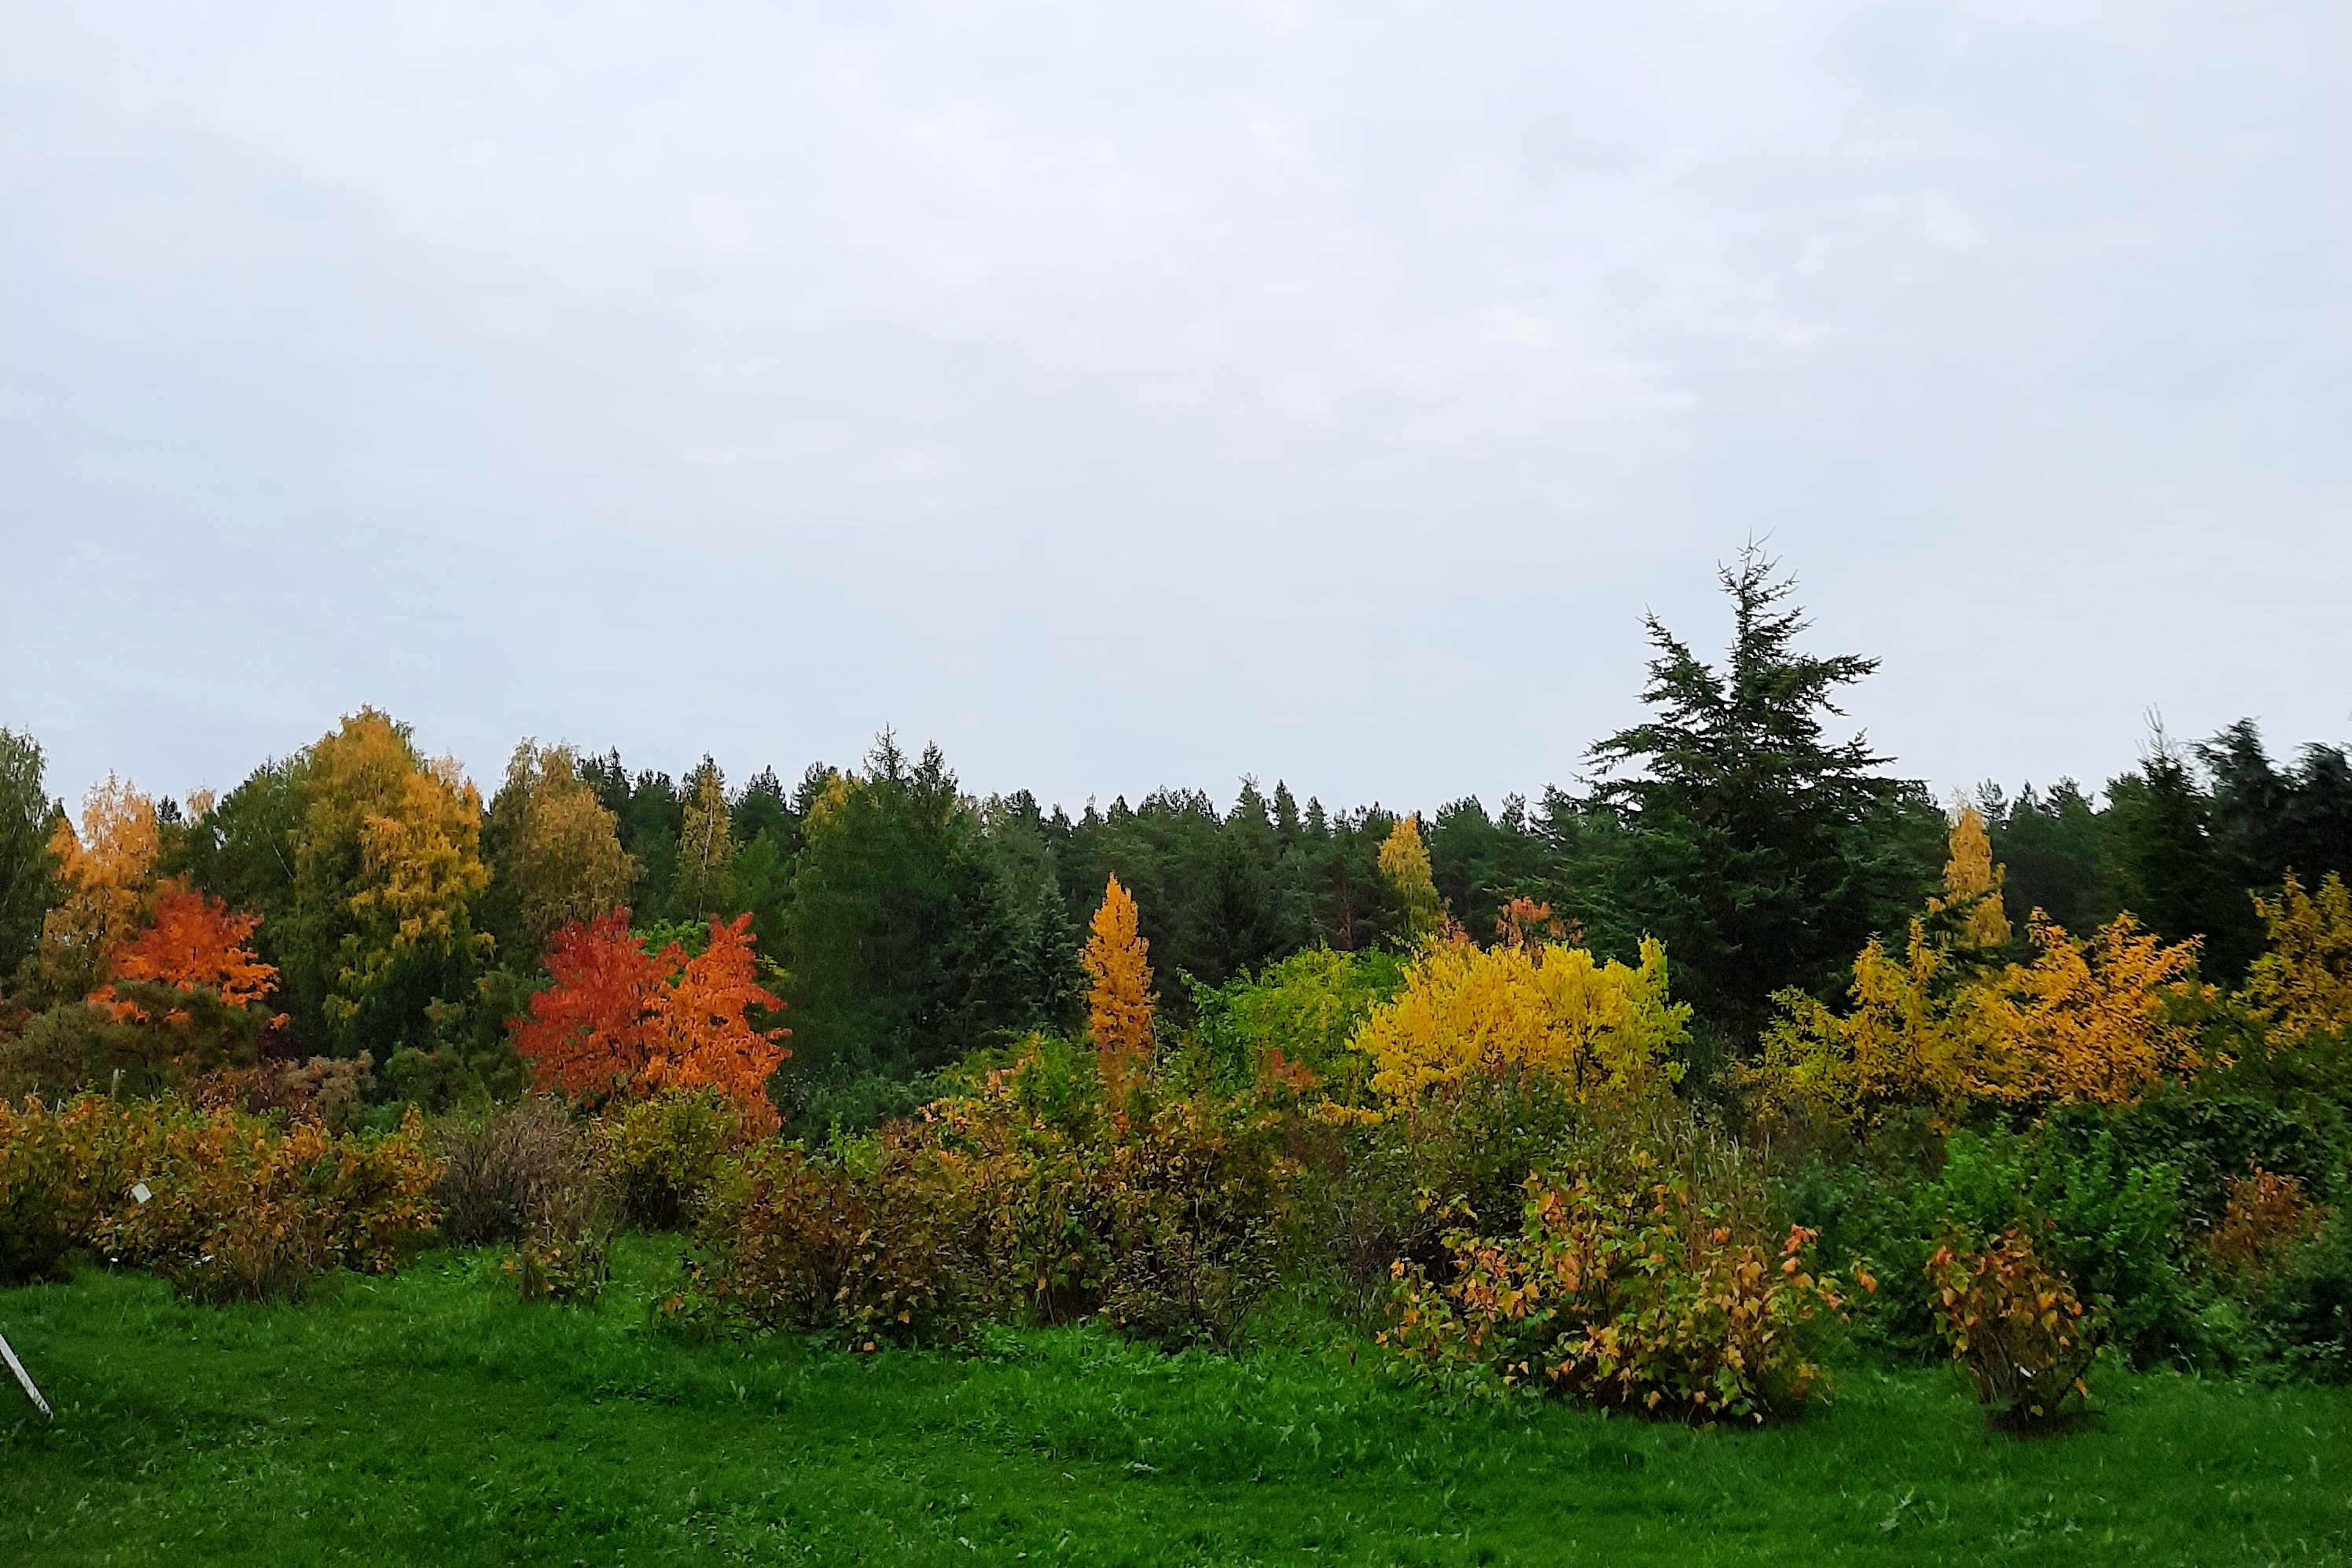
[1354,936,1689,1106]
[39,774,161,993]
[2240,871,2352,1049]
[1745,920,1989,1133]
[1084,874,1156,1070]
[1928,803,2012,952]
[1981,913,2205,1104]
[1377,816,1446,942]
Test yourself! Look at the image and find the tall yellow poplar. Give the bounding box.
[1929,803,2012,951]
[1084,874,1156,1069]
[1376,816,1446,942]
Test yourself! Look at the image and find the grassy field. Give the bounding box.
[3,1239,2348,1566]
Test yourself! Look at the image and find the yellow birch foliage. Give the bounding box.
[1979,913,2205,1104]
[40,774,162,990]
[482,740,634,963]
[1929,804,2012,951]
[1746,921,1988,1132]
[2241,871,2352,1048]
[1354,936,1689,1106]
[1377,816,1446,942]
[1747,910,2203,1131]
[1084,875,1156,1066]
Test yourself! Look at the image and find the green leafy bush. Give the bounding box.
[594,1085,743,1230]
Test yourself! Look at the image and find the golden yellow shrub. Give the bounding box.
[1747,910,2203,1131]
[1353,937,1688,1106]
[2242,871,2352,1048]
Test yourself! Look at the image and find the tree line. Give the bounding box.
[2,546,2346,1119]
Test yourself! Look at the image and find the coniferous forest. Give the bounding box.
[9,550,2352,1563]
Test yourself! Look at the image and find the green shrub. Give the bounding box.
[1187,947,1406,1095]
[594,1085,742,1230]
[1802,1119,2207,1368]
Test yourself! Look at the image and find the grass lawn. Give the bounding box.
[3,1237,2348,1566]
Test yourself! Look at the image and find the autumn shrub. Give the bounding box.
[678,1132,983,1345]
[1326,1064,1588,1296]
[1003,1095,1296,1346]
[1380,1115,1845,1422]
[0,1096,79,1283]
[1925,1227,2099,1429]
[1747,913,2205,1134]
[921,1041,1301,1346]
[190,1052,376,1133]
[2207,1167,2326,1281]
[682,1037,1299,1349]
[593,1084,744,1229]
[433,1095,598,1245]
[2242,870,2352,1050]
[1353,936,1689,1107]
[70,1096,441,1302]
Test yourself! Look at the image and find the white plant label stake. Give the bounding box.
[0,1329,50,1420]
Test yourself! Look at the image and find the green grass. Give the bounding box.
[3,1239,2349,1566]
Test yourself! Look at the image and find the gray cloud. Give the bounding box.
[3,2,2346,812]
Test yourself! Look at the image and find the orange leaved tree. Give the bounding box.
[514,910,789,1133]
[92,883,280,1026]
[640,914,790,1130]
[1084,875,1156,1078]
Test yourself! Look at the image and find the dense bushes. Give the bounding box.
[1381,1115,1845,1421]
[677,1037,1297,1348]
[1,1094,439,1300]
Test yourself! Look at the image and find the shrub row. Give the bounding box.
[1,1094,439,1300]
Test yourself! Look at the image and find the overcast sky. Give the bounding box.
[4,2,2346,820]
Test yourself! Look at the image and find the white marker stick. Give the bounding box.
[0,1328,52,1419]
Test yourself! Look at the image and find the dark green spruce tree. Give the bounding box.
[1582,546,1939,1056]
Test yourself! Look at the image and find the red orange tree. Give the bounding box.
[514,910,789,1133]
